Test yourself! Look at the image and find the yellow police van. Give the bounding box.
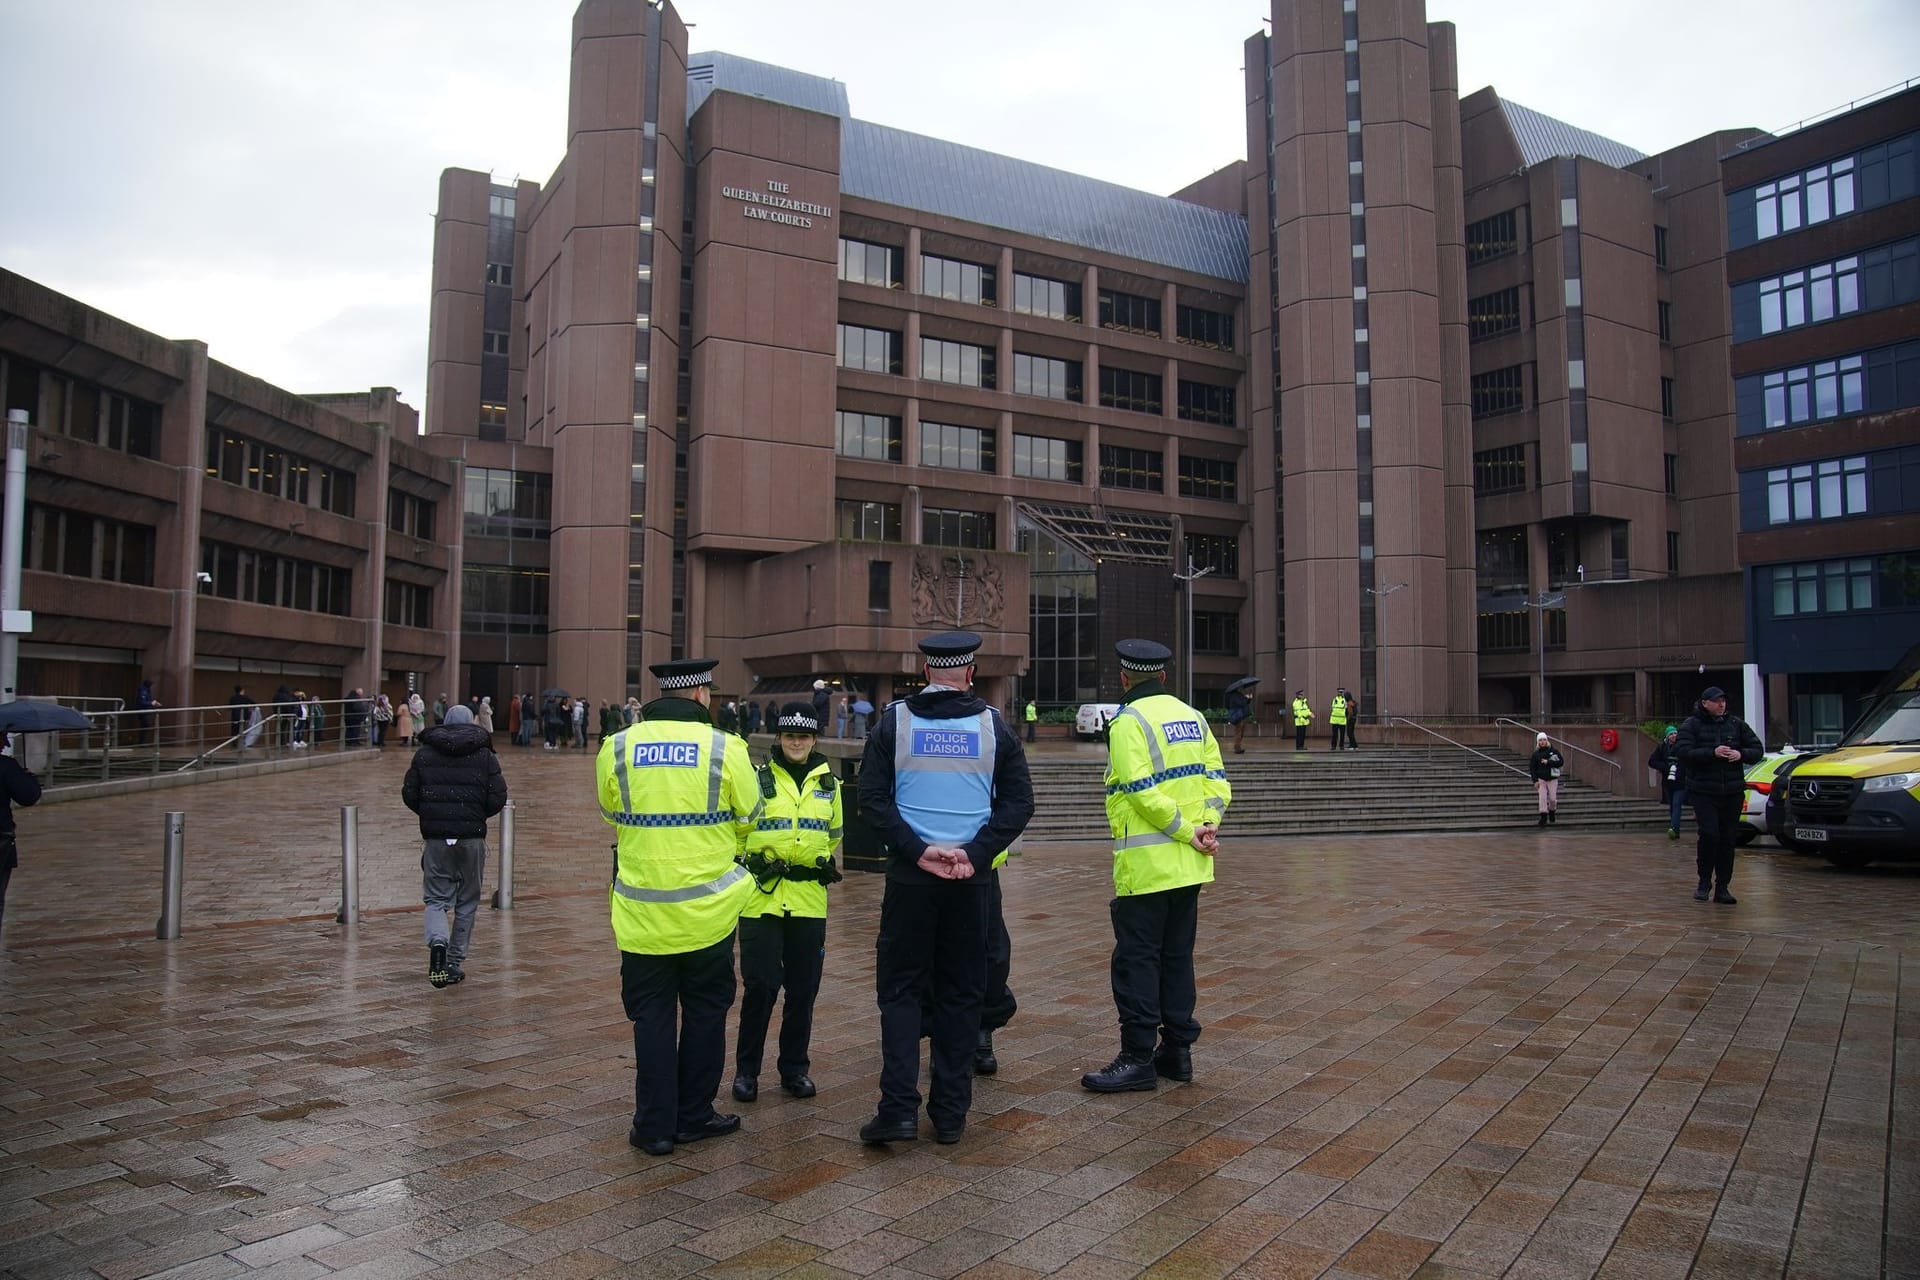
[1767,644,1920,868]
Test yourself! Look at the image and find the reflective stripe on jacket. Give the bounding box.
[1105,688,1231,896]
[1292,697,1313,725]
[742,758,841,919]
[1330,696,1348,725]
[599,715,760,954]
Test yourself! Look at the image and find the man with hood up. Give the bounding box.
[402,703,508,987]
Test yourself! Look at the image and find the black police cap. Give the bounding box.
[650,657,718,690]
[1116,638,1172,672]
[775,702,821,734]
[918,630,982,668]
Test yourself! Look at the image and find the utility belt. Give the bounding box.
[740,848,843,886]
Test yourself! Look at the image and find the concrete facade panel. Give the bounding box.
[566,129,642,230]
[561,224,642,330]
[1358,35,1433,133]
[1360,123,1437,214]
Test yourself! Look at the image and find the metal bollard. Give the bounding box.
[337,804,359,925]
[157,811,185,939]
[492,799,515,911]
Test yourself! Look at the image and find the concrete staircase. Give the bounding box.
[1019,745,1664,840]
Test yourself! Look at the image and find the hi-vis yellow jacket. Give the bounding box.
[598,700,759,954]
[1292,696,1314,726]
[741,757,841,919]
[1104,681,1231,897]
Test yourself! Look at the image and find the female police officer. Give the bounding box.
[731,701,842,1103]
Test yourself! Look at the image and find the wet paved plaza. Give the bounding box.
[1,748,1914,1278]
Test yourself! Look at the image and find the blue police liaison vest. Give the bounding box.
[891,704,995,847]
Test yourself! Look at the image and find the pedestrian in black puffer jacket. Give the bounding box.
[1673,686,1762,906]
[402,704,508,987]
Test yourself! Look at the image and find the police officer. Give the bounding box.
[857,631,1034,1145]
[731,701,841,1104]
[1291,690,1313,751]
[1328,689,1349,751]
[1083,639,1231,1092]
[600,657,761,1158]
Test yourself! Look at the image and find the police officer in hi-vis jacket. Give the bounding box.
[599,657,761,1158]
[731,701,842,1104]
[856,631,1033,1146]
[1083,639,1232,1093]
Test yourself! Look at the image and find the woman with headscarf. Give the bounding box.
[1529,732,1565,826]
[373,693,394,746]
[477,695,495,737]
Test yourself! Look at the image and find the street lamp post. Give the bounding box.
[1172,558,1216,706]
[1523,591,1567,721]
[1364,582,1406,726]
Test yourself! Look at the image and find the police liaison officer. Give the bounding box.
[599,657,761,1157]
[857,631,1034,1145]
[731,701,842,1104]
[1083,639,1232,1092]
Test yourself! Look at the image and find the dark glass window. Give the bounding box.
[1098,289,1161,336]
[1470,366,1525,418]
[1662,376,1676,420]
[1654,225,1668,268]
[1012,353,1082,401]
[868,560,891,611]
[463,466,552,539]
[1476,527,1529,592]
[1098,366,1162,415]
[1192,609,1239,656]
[1184,531,1239,578]
[838,324,903,374]
[1177,455,1237,501]
[6,356,160,458]
[1465,210,1519,265]
[387,488,435,539]
[202,426,354,515]
[1177,380,1236,426]
[461,564,550,634]
[1013,272,1081,321]
[921,254,996,305]
[922,507,995,549]
[1667,531,1680,574]
[836,499,901,542]
[198,540,350,615]
[835,410,902,462]
[919,420,995,472]
[1768,557,1880,617]
[1013,433,1082,482]
[1467,287,1522,341]
[485,262,513,287]
[1472,444,1527,496]
[1099,444,1163,492]
[384,580,433,629]
[1176,304,1234,351]
[920,337,994,388]
[1664,453,1678,496]
[1476,610,1529,652]
[25,504,155,586]
[483,331,510,356]
[1733,342,1920,436]
[838,237,901,288]
[1658,300,1672,343]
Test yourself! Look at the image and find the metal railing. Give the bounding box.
[12,696,384,787]
[1494,718,1623,794]
[1388,717,1527,776]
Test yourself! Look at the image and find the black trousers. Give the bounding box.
[0,862,11,936]
[875,879,988,1130]
[1692,791,1744,889]
[983,867,1017,1032]
[620,937,735,1141]
[1110,885,1202,1058]
[735,913,826,1080]
[1294,723,1308,750]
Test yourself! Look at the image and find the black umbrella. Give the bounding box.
[1224,676,1261,694]
[0,700,95,733]
[542,688,570,700]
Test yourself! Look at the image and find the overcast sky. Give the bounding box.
[2,1,1913,412]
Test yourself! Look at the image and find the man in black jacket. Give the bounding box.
[0,736,44,937]
[1674,686,1763,905]
[403,704,509,986]
[856,631,1033,1146]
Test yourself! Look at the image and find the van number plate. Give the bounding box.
[1794,827,1829,842]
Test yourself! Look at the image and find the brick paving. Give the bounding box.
[1,749,1914,1278]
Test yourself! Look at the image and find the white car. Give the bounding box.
[1075,703,1121,740]
[1737,747,1806,845]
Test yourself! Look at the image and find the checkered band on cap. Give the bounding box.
[776,710,820,733]
[925,650,976,668]
[1119,654,1165,672]
[1115,638,1172,672]
[658,671,709,689]
[918,630,982,668]
[650,657,718,689]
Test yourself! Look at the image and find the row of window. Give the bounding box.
[1740,443,1920,531]
[1470,365,1526,418]
[1735,339,1920,436]
[1476,607,1564,654]
[204,428,357,516]
[463,466,552,538]
[1728,130,1917,249]
[461,565,550,633]
[1468,287,1522,342]
[1473,444,1526,496]
[385,580,432,629]
[1766,553,1920,618]
[1731,236,1919,342]
[3,355,160,459]
[25,504,154,586]
[388,488,436,540]
[198,541,352,616]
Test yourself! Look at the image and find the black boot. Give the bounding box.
[973,1029,998,1076]
[1538,814,1548,828]
[731,1074,757,1103]
[1081,1054,1157,1092]
[1153,1044,1192,1083]
[1547,809,1556,825]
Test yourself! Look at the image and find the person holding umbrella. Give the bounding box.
[0,700,85,936]
[1224,676,1258,755]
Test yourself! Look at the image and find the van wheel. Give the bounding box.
[1824,850,1874,871]
[1733,826,1758,846]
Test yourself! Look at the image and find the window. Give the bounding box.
[488,193,515,218]
[1769,558,1876,617]
[868,560,891,611]
[837,324,902,374]
[1476,527,1529,592]
[835,410,902,462]
[1177,380,1236,426]
[1470,366,1525,418]
[1176,304,1234,351]
[483,331,509,356]
[1465,210,1519,265]
[384,580,432,629]
[1012,272,1081,321]
[463,467,552,538]
[1098,289,1161,336]
[1012,353,1082,401]
[838,237,901,288]
[1857,132,1920,211]
[1664,453,1678,497]
[1658,301,1672,343]
[1184,531,1239,578]
[202,426,355,515]
[1099,366,1162,415]
[1476,611,1530,652]
[485,262,513,287]
[1735,238,1920,341]
[1013,433,1082,482]
[1467,287,1522,341]
[1741,352,1884,433]
[921,254,995,306]
[1766,457,1868,524]
[1192,610,1239,656]
[6,356,160,458]
[919,420,995,472]
[922,507,995,549]
[836,499,901,542]
[1667,531,1680,575]
[1473,445,1527,496]
[1754,158,1857,240]
[1662,377,1676,421]
[24,504,155,585]
[388,488,435,540]
[920,338,994,388]
[1099,444,1163,492]
[198,540,351,615]
[1177,455,1237,501]
[1654,225,1668,268]
[461,564,550,633]
[479,401,507,433]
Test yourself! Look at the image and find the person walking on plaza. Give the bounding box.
[1530,732,1564,826]
[306,693,326,748]
[1226,686,1251,755]
[1290,690,1313,751]
[1023,698,1038,743]
[1082,639,1230,1093]
[1648,724,1687,840]
[811,679,831,729]
[395,694,415,747]
[134,677,161,747]
[432,694,448,727]
[476,696,495,738]
[0,734,44,938]
[1676,686,1762,904]
[227,685,252,743]
[857,631,1033,1146]
[602,658,760,1158]
[372,694,393,746]
[732,701,842,1105]
[402,704,508,989]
